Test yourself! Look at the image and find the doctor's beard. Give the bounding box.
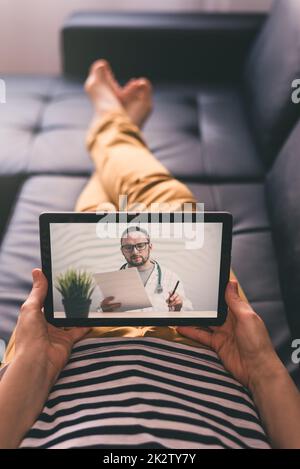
[127,251,150,267]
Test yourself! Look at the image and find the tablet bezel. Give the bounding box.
[40,211,232,327]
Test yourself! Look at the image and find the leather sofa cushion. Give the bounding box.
[244,0,300,167]
[266,119,300,338]
[0,77,264,182]
[187,182,270,233]
[144,86,264,181]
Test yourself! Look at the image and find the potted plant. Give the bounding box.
[55,269,95,318]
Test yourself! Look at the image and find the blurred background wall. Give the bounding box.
[0,0,273,75]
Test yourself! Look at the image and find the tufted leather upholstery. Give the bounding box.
[0,1,299,385]
[244,0,300,167]
[266,120,300,338]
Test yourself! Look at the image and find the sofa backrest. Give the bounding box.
[62,11,264,84]
[244,0,300,168]
[266,118,300,338]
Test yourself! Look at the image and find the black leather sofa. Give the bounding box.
[0,0,300,385]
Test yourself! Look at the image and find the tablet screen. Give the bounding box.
[45,213,230,322]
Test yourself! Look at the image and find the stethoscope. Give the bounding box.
[120,259,163,293]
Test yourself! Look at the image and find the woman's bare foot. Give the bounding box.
[85,60,152,128]
[121,78,153,128]
[84,60,123,119]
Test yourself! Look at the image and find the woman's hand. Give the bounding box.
[176,281,282,390]
[15,268,91,383]
[0,268,91,448]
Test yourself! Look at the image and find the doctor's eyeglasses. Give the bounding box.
[121,242,150,253]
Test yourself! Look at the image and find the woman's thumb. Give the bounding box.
[225,281,241,309]
[225,281,252,316]
[28,268,48,308]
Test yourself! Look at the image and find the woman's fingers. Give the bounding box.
[176,326,213,348]
[65,327,92,344]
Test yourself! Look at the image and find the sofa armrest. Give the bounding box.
[61,11,266,83]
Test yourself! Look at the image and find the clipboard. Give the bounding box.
[93,268,153,312]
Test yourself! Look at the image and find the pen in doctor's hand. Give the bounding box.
[167,281,180,311]
[170,281,180,298]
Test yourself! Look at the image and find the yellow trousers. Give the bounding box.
[3,109,246,364]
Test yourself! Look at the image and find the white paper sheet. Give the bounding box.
[93,268,153,312]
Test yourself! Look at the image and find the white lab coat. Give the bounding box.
[122,262,193,312]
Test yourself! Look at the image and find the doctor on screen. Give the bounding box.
[101,226,193,313]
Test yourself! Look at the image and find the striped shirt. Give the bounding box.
[19,337,271,449]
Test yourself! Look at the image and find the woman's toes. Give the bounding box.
[89,59,109,75]
[84,73,96,94]
[119,77,153,127]
[92,60,122,97]
[121,78,152,103]
[135,78,152,98]
[84,64,106,93]
[87,60,116,87]
[137,78,152,90]
[122,79,139,99]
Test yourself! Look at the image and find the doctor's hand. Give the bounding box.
[101,296,122,312]
[176,281,282,391]
[167,292,182,312]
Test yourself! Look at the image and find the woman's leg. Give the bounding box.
[86,109,196,212]
[80,62,247,344]
[82,109,247,345]
[73,63,197,343]
[75,172,113,213]
[3,62,246,363]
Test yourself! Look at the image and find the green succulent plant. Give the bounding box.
[55,269,95,301]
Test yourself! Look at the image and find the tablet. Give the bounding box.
[40,211,232,327]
